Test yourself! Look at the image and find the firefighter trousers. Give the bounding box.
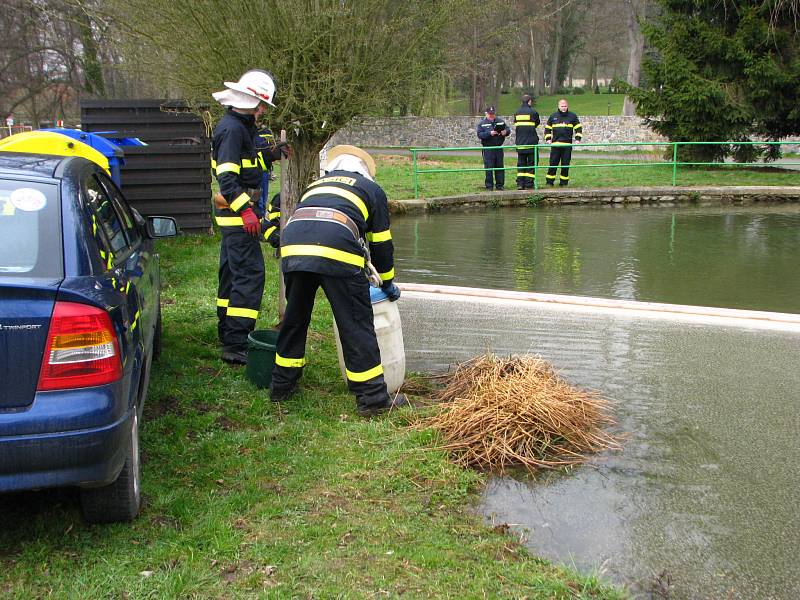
[546,145,572,184]
[271,271,390,411]
[217,229,265,351]
[516,151,537,188]
[482,147,505,189]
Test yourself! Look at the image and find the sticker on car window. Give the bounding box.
[10,188,47,212]
[0,196,14,216]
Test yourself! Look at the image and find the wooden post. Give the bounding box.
[278,129,288,322]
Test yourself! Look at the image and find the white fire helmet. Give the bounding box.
[212,70,276,109]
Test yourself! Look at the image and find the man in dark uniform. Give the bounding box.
[476,106,511,190]
[270,145,407,417]
[544,98,583,187]
[211,69,277,365]
[513,94,540,190]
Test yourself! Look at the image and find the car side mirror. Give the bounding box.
[146,216,178,238]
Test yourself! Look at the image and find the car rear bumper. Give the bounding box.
[0,384,134,493]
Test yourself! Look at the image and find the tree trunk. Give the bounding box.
[623,0,645,116]
[470,25,479,115]
[76,7,106,97]
[549,9,564,92]
[277,131,322,321]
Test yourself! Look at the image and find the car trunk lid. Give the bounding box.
[0,279,60,409]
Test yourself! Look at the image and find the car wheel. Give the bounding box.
[153,303,163,361]
[80,411,141,524]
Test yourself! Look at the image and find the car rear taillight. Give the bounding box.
[37,301,122,391]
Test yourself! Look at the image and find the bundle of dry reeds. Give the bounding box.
[413,354,620,473]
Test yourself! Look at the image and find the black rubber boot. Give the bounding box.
[358,394,409,417]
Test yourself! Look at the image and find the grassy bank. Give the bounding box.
[0,235,624,599]
[373,153,800,200]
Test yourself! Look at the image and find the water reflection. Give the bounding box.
[392,205,800,314]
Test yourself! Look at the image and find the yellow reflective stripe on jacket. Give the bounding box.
[551,141,571,145]
[230,192,250,212]
[263,225,277,240]
[227,306,259,319]
[242,158,259,169]
[216,298,229,307]
[366,229,392,243]
[276,354,306,368]
[552,123,574,128]
[215,162,241,175]
[130,310,141,332]
[216,216,244,226]
[281,244,365,267]
[515,114,531,121]
[515,122,536,126]
[379,267,395,281]
[268,211,281,220]
[301,187,369,221]
[308,176,357,188]
[346,364,384,382]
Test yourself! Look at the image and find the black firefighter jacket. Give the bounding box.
[281,170,395,285]
[513,104,541,150]
[544,110,583,145]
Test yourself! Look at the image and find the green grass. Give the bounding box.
[0,235,625,599]
[446,94,626,117]
[373,153,800,200]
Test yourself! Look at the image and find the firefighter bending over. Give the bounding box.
[270,145,407,417]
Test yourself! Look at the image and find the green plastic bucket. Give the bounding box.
[246,329,279,389]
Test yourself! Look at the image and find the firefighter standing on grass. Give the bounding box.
[211,69,278,365]
[544,99,583,187]
[476,106,511,191]
[270,145,407,417]
[513,94,540,190]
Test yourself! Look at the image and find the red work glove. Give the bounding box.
[240,207,260,237]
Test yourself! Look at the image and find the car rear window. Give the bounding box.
[0,179,62,278]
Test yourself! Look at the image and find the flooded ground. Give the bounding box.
[398,288,800,599]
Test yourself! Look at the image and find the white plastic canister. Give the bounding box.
[333,286,406,394]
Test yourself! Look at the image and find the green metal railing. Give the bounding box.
[409,141,800,199]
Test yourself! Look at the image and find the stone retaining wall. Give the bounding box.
[327,115,800,153]
[390,186,800,215]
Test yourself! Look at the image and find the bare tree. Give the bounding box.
[622,0,647,116]
[113,0,457,211]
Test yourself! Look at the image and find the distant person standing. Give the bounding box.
[544,99,583,187]
[513,94,540,190]
[476,106,511,191]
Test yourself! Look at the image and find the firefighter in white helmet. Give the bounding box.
[211,69,277,365]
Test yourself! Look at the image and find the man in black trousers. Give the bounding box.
[270,145,407,417]
[476,106,510,191]
[513,94,540,190]
[544,98,583,187]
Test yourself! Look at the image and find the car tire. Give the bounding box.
[80,411,141,524]
[152,303,163,361]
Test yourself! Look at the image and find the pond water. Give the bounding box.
[392,204,800,314]
[393,204,800,599]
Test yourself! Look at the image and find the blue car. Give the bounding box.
[0,152,176,523]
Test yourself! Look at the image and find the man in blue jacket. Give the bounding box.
[476,106,510,191]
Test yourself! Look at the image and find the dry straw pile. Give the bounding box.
[413,354,620,473]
